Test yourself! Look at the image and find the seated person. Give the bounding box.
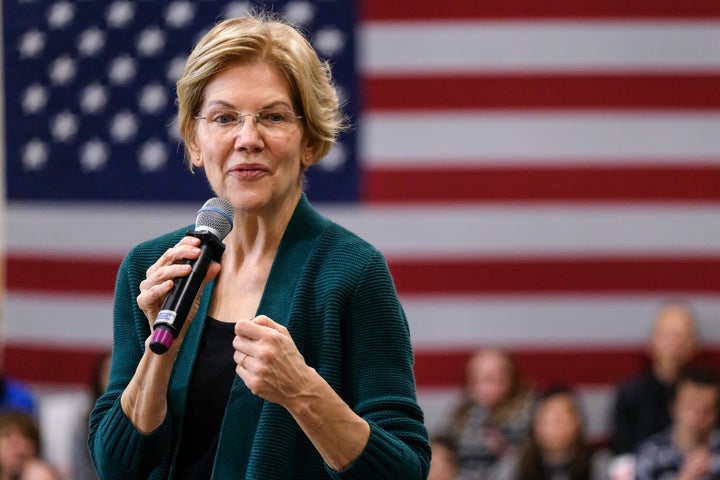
[635,369,720,480]
[610,301,699,455]
[497,386,608,480]
[442,348,535,480]
[19,458,61,480]
[0,411,41,480]
[429,435,459,480]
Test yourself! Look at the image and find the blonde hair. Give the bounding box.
[176,13,347,169]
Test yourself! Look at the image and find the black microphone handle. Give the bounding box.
[149,240,215,354]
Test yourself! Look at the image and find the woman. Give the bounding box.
[88,13,430,480]
[504,387,607,480]
[443,348,535,480]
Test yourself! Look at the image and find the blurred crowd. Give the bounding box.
[0,300,718,479]
[428,300,720,480]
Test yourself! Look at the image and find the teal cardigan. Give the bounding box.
[89,195,431,479]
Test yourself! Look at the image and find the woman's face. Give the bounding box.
[467,351,513,409]
[190,61,313,216]
[533,394,581,454]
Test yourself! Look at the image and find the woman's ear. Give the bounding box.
[189,142,203,168]
[301,142,317,168]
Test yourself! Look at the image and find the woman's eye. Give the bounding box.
[214,113,236,124]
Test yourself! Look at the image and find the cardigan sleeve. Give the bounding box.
[328,249,431,480]
[88,245,175,479]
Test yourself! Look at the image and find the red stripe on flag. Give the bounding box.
[6,256,720,295]
[362,0,720,20]
[365,74,720,111]
[390,257,720,295]
[363,166,720,203]
[4,344,109,386]
[6,255,120,294]
[414,348,720,388]
[6,343,720,388]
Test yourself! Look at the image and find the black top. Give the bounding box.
[609,370,674,455]
[173,317,238,479]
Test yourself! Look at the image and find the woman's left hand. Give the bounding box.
[233,315,314,407]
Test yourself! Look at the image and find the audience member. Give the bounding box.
[0,411,41,480]
[18,458,61,480]
[429,435,459,480]
[609,301,699,455]
[70,351,111,480]
[634,369,720,479]
[442,348,535,480]
[497,386,609,480]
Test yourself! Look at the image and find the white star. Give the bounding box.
[318,143,347,171]
[18,29,46,59]
[136,26,166,57]
[224,2,252,19]
[165,1,195,28]
[50,111,78,142]
[79,83,109,114]
[22,139,49,172]
[22,84,48,114]
[138,83,168,114]
[109,110,138,142]
[107,55,137,85]
[313,27,346,57]
[284,1,316,26]
[166,56,187,84]
[106,1,135,29]
[80,139,110,172]
[48,55,77,86]
[47,1,75,29]
[77,27,106,57]
[138,139,168,172]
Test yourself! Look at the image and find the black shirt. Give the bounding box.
[609,370,674,455]
[173,317,238,479]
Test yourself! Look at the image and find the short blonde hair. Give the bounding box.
[176,13,347,168]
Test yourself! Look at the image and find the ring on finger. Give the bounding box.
[240,353,248,369]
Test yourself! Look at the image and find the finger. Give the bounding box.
[234,317,268,339]
[249,315,290,337]
[145,237,202,277]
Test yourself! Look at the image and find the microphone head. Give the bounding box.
[195,197,234,240]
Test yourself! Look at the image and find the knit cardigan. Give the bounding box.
[88,195,431,479]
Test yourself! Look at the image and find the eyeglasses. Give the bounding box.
[194,108,303,136]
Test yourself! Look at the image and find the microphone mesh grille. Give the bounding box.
[195,197,234,240]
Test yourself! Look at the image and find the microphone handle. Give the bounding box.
[149,242,215,354]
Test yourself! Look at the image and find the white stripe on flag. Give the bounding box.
[8,204,720,257]
[361,113,720,163]
[360,21,720,73]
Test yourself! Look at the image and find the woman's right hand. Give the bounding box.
[122,235,221,433]
[137,235,221,345]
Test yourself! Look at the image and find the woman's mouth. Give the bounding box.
[229,163,268,180]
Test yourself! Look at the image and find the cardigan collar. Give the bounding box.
[167,193,330,475]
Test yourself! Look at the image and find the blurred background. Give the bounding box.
[2,0,720,474]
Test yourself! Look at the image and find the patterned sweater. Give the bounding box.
[88,195,431,479]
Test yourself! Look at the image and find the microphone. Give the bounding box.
[149,197,234,354]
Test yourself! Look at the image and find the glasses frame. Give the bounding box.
[194,108,304,135]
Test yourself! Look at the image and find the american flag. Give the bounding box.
[4,0,720,456]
